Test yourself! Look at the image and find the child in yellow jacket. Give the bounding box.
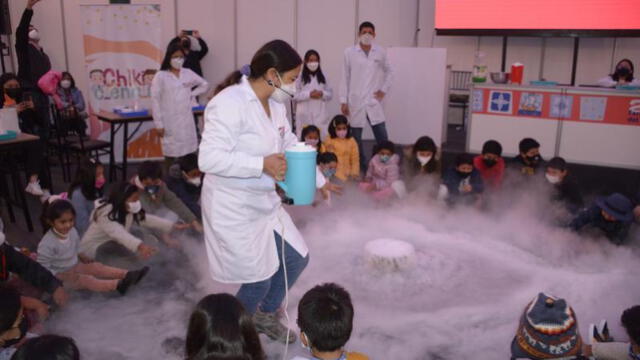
[323,115,359,181]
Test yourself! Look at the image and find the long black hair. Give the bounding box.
[60,72,77,90]
[68,157,104,201]
[185,293,265,360]
[412,136,439,174]
[300,49,326,85]
[11,335,80,360]
[300,125,322,149]
[328,115,352,139]
[94,182,145,225]
[41,199,76,233]
[611,58,634,82]
[214,39,302,95]
[160,42,187,71]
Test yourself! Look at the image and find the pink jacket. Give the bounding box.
[365,154,400,190]
[37,70,63,109]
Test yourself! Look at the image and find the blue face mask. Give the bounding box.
[380,154,391,163]
[145,185,160,195]
[322,168,336,179]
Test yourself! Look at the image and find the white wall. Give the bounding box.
[5,0,640,142]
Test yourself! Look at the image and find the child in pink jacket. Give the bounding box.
[360,141,406,201]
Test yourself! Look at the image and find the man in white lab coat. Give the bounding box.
[339,21,393,173]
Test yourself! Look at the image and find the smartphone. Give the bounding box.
[183,30,193,35]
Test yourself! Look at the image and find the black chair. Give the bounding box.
[449,70,473,130]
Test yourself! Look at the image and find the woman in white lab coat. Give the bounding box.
[152,42,208,171]
[198,40,306,344]
[597,58,640,88]
[294,49,332,137]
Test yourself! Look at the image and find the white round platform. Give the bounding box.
[364,238,416,272]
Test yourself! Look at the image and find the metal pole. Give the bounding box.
[538,37,546,81]
[500,36,507,72]
[570,37,579,86]
[233,0,238,69]
[413,0,420,47]
[59,0,69,71]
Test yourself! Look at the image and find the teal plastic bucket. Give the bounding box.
[277,143,317,206]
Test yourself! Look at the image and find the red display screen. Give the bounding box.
[435,0,640,35]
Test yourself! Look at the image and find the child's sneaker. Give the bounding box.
[130,266,150,285]
[253,309,297,344]
[588,323,604,344]
[599,320,614,342]
[116,271,137,295]
[25,180,44,196]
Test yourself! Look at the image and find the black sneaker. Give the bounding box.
[116,273,136,295]
[130,266,150,285]
[589,323,604,344]
[599,320,614,342]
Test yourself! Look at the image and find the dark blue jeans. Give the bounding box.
[351,119,389,173]
[236,232,309,314]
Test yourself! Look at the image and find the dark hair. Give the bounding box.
[60,72,76,89]
[301,50,326,85]
[455,153,474,167]
[412,136,439,174]
[547,157,567,171]
[138,161,163,181]
[144,69,157,77]
[68,157,104,201]
[185,293,265,360]
[481,140,502,156]
[179,153,199,173]
[214,39,302,95]
[297,283,354,353]
[89,69,103,76]
[95,182,145,225]
[317,152,338,165]
[612,58,634,82]
[622,305,640,346]
[301,125,322,149]
[359,21,375,33]
[41,200,76,233]
[519,138,540,154]
[0,73,20,103]
[10,335,80,360]
[328,115,351,139]
[373,140,395,156]
[160,42,187,71]
[0,285,20,332]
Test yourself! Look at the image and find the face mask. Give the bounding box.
[170,57,185,70]
[2,315,29,348]
[483,158,497,168]
[359,33,373,46]
[336,129,348,139]
[417,155,432,166]
[95,177,106,189]
[60,80,72,89]
[269,73,296,104]
[457,170,472,179]
[527,155,541,165]
[305,138,319,147]
[28,29,40,41]
[300,333,312,352]
[545,173,561,185]
[186,176,201,187]
[306,62,319,72]
[616,67,631,77]
[322,168,336,179]
[145,185,160,196]
[379,154,391,163]
[5,87,22,101]
[127,200,142,214]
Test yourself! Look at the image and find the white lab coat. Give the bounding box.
[597,75,640,88]
[198,76,308,284]
[294,74,332,136]
[151,68,208,157]
[339,44,393,128]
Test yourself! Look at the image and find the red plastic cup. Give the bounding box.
[510,64,524,85]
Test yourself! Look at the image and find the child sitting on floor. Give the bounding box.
[441,153,484,206]
[166,154,203,220]
[38,199,148,295]
[473,140,505,190]
[359,140,406,201]
[293,283,369,360]
[569,193,634,245]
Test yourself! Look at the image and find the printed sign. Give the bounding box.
[517,92,543,116]
[488,91,512,114]
[471,89,484,112]
[550,95,573,118]
[579,97,607,121]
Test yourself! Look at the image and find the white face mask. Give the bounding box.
[186,176,201,187]
[170,57,184,70]
[545,173,561,185]
[417,155,432,166]
[60,80,72,89]
[359,33,373,46]
[127,200,142,214]
[269,73,296,103]
[306,62,319,72]
[29,29,40,41]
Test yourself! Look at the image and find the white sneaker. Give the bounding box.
[25,180,44,196]
[39,190,52,203]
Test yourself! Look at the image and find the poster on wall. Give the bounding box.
[517,92,543,117]
[81,4,163,160]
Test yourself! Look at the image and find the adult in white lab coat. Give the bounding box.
[199,40,318,345]
[597,58,640,88]
[294,49,332,137]
[152,42,209,172]
[339,21,393,173]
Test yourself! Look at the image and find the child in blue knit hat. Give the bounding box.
[568,193,634,245]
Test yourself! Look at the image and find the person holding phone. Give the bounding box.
[169,30,209,77]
